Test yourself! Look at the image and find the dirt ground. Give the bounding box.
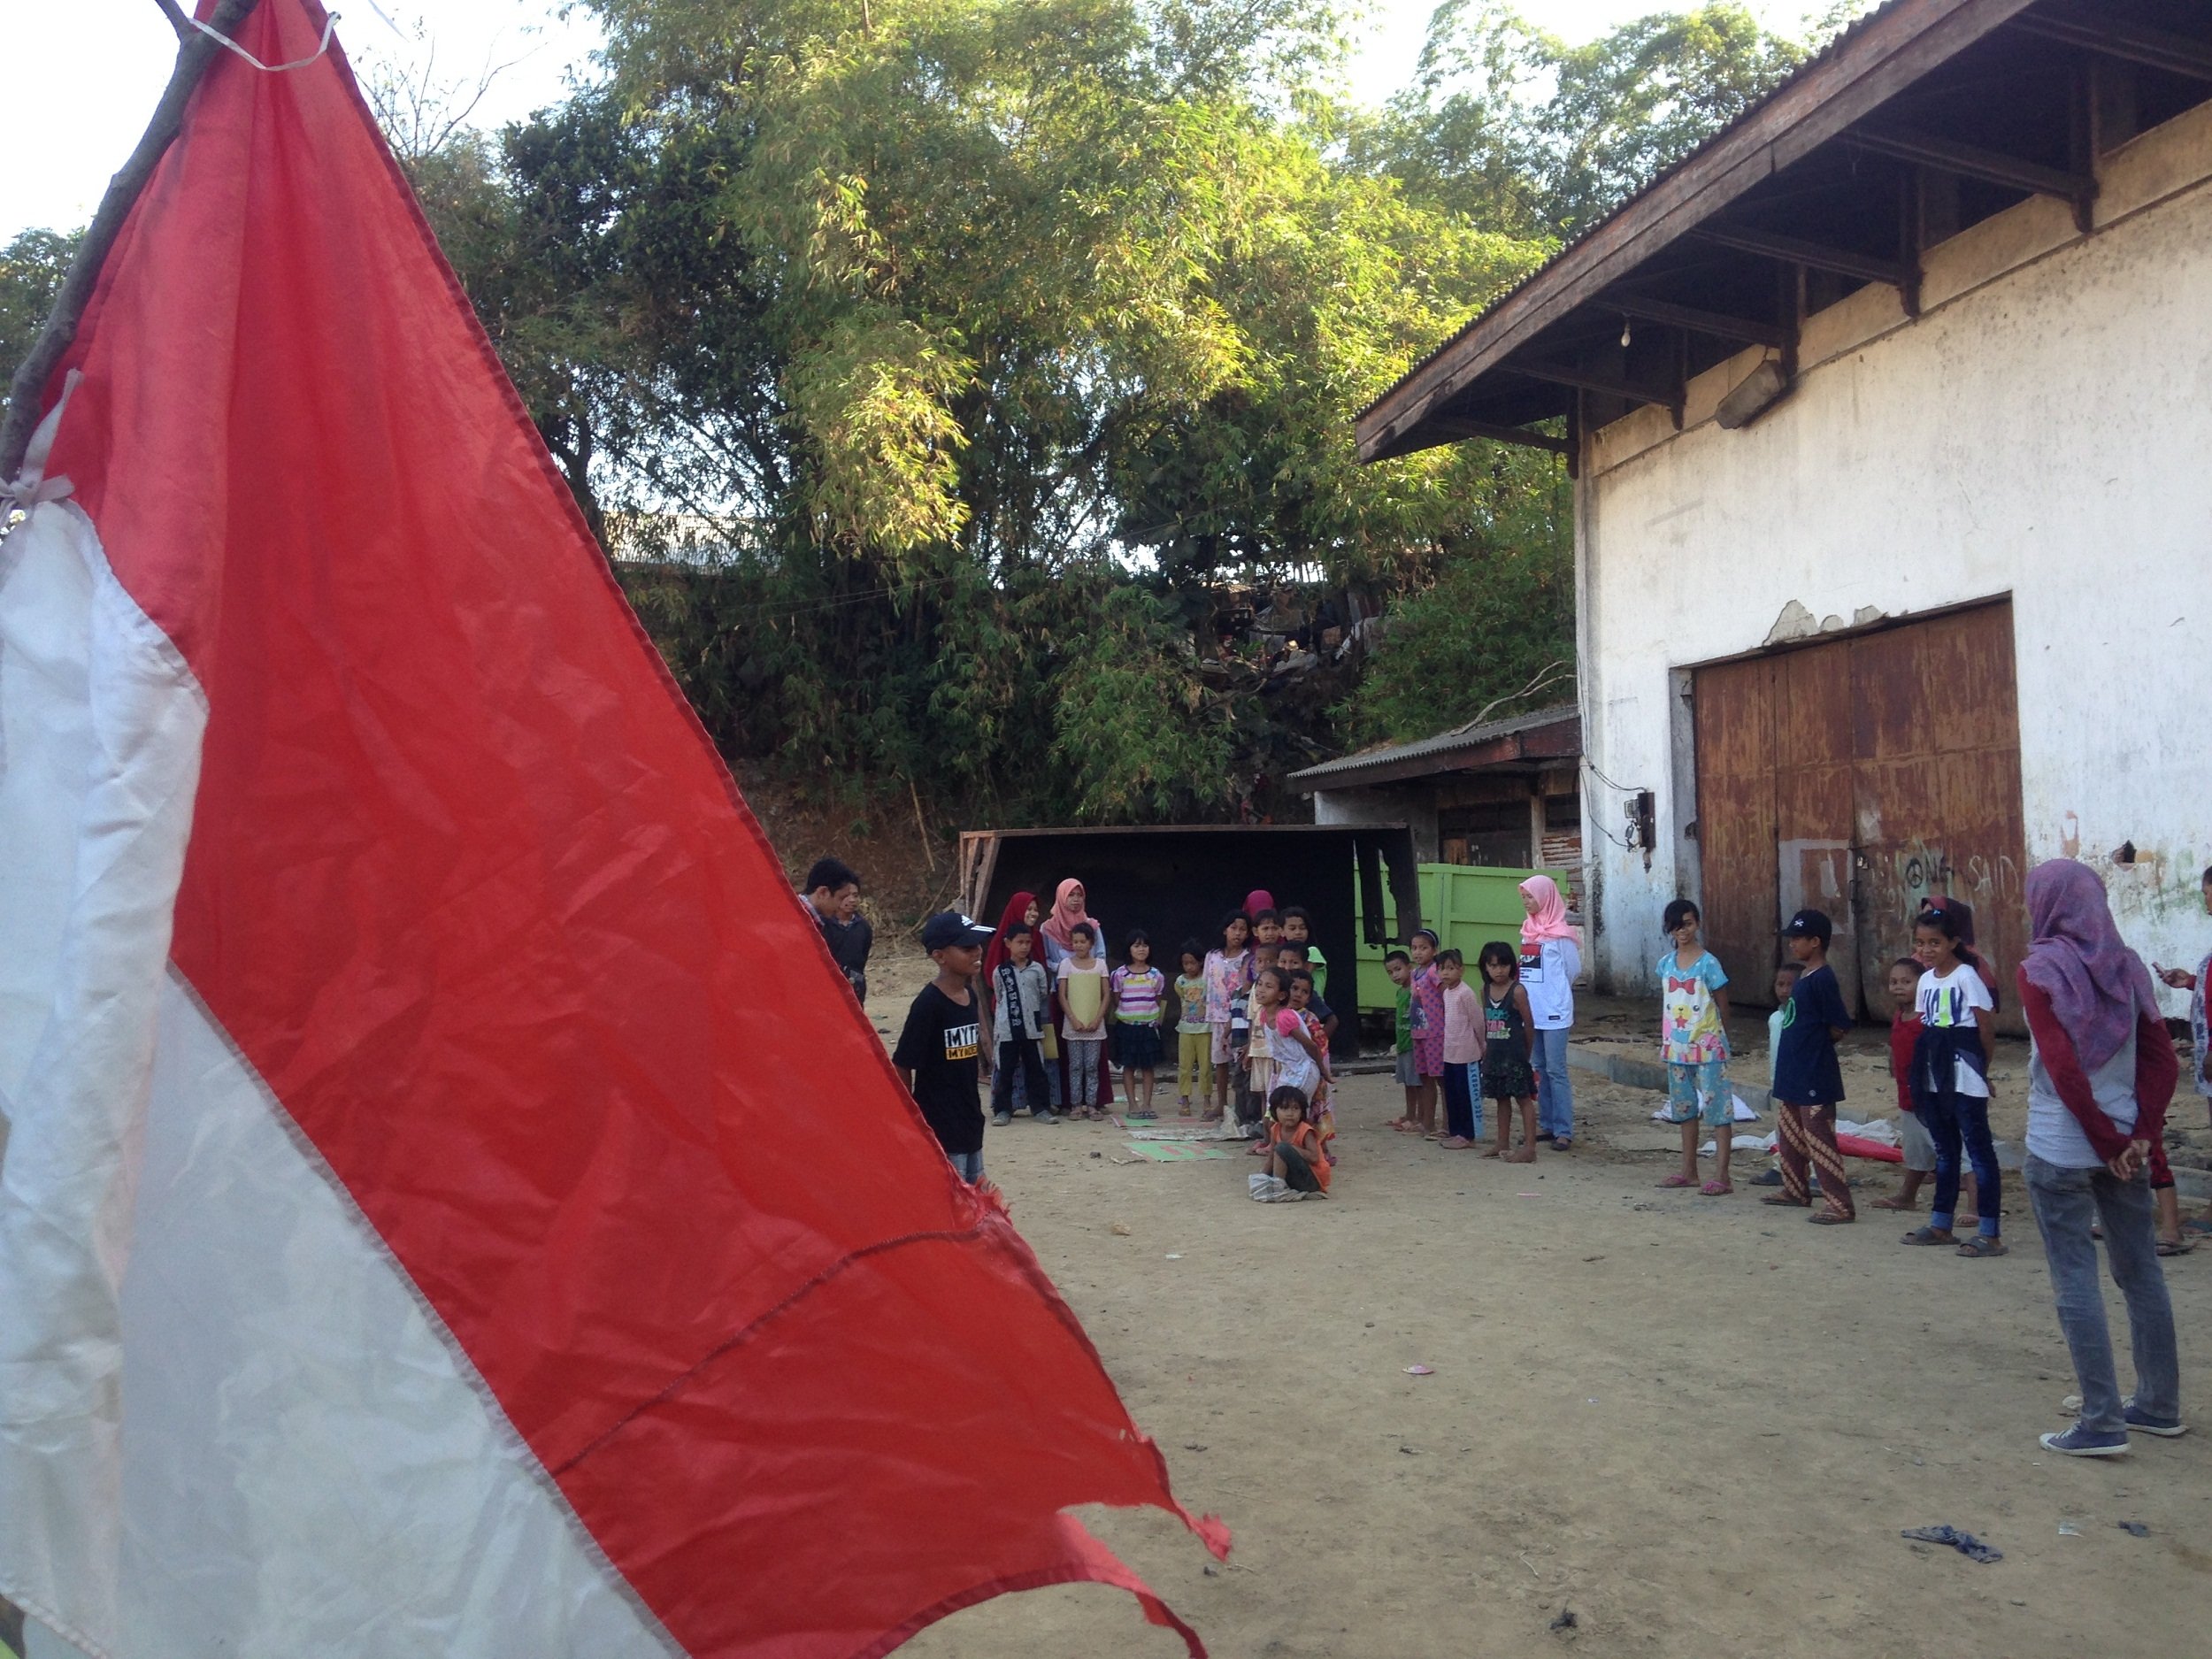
[860,953,2211,1659]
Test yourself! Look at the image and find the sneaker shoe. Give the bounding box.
[992,1111,1012,1127]
[2040,1423,2131,1457]
[1748,1169,1784,1187]
[2123,1400,2187,1438]
[1034,1110,1059,1125]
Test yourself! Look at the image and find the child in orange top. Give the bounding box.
[1251,1086,1330,1200]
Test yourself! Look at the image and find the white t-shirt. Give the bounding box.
[1916,964,1993,1098]
[1518,937,1580,1029]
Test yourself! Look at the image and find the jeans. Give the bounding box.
[2025,1154,2179,1434]
[992,1034,1049,1118]
[1531,1025,1573,1139]
[948,1148,984,1184]
[1921,1088,2001,1237]
[1441,1062,1484,1141]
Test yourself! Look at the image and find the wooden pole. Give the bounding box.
[0,0,265,484]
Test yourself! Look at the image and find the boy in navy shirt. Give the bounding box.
[1764,909,1856,1224]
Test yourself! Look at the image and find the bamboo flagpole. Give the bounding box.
[0,0,265,488]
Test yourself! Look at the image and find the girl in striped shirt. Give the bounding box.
[1110,930,1170,1120]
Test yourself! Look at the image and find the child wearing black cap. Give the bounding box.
[1767,909,1856,1224]
[894,911,997,1183]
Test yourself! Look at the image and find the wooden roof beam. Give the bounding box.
[1507,359,1684,422]
[1689,223,1910,289]
[1421,417,1572,455]
[1848,127,2094,228]
[2014,10,2212,83]
[1603,291,1787,349]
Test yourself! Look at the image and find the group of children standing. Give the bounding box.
[1642,891,2021,1254]
[1380,874,1582,1163]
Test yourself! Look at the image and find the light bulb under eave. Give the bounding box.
[1620,319,1632,349]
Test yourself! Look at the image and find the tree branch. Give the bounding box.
[153,0,191,40]
[1,0,264,481]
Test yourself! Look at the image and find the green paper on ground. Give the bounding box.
[1124,1141,1233,1161]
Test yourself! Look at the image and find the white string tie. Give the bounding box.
[189,9,340,73]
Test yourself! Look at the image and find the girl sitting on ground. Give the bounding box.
[1478,941,1539,1163]
[1251,1085,1331,1201]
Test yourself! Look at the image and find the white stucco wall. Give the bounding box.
[1577,103,2212,1010]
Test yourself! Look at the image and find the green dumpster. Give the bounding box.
[1354,864,1571,1018]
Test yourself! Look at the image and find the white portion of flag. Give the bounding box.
[0,503,667,1657]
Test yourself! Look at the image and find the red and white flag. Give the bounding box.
[0,4,1223,1655]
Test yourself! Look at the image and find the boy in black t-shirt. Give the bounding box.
[894,911,996,1183]
[1765,909,1856,1224]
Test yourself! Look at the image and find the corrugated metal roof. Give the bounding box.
[1288,703,1579,787]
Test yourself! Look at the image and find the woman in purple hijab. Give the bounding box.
[2016,858,2184,1456]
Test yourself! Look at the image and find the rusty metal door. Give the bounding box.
[1691,654,1783,1005]
[1692,602,2026,1028]
[1847,603,2027,1033]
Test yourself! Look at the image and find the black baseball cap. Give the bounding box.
[920,910,995,951]
[1781,909,1832,944]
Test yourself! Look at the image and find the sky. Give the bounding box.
[1,1,1820,242]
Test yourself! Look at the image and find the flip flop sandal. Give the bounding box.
[1900,1226,1956,1246]
[1759,1194,1809,1207]
[1870,1195,1919,1210]
[2182,1217,2212,1236]
[1807,1210,1855,1225]
[2155,1236,2195,1256]
[1700,1180,1733,1196]
[1657,1173,1694,1188]
[1956,1236,2008,1258]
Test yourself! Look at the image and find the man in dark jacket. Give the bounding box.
[802,856,872,1001]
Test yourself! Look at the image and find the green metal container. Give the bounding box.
[1355,864,1571,1017]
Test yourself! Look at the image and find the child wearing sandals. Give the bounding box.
[1110,930,1169,1120]
[1767,910,1855,1225]
[1202,913,1252,1122]
[1656,899,1734,1194]
[1479,941,1539,1162]
[1386,949,1419,1126]
[1173,941,1211,1117]
[1400,929,1446,1136]
[1436,949,1486,1149]
[1900,902,2005,1257]
[1056,923,1110,1119]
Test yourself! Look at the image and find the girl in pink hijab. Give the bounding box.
[1518,874,1582,1149]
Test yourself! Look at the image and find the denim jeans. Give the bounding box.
[947,1148,985,1184]
[2024,1154,2179,1434]
[1531,1026,1574,1139]
[1921,1088,2001,1237]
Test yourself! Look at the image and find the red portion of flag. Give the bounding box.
[47,3,1222,1652]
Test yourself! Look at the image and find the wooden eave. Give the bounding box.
[1357,0,2048,464]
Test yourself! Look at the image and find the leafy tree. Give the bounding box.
[357,0,1831,828]
[0,229,81,426]
[1341,451,1572,742]
[1371,3,1809,236]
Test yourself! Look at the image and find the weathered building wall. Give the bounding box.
[1576,102,2212,1009]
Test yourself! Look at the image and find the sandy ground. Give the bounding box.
[862,956,2211,1659]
